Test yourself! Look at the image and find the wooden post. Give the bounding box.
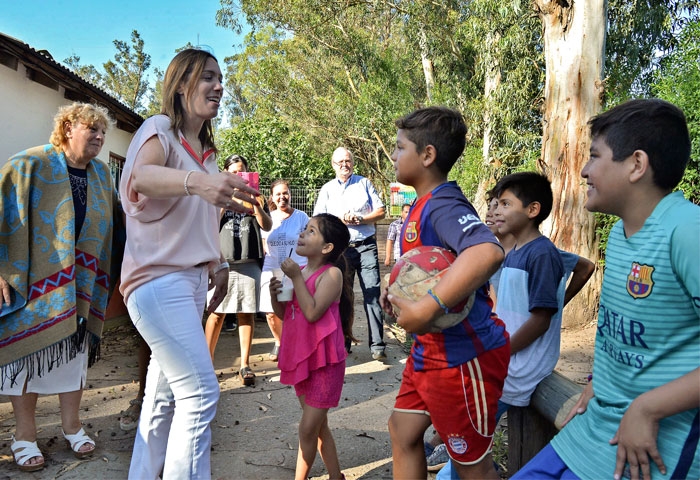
[507,372,584,474]
[507,406,559,474]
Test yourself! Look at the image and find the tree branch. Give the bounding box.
[371,130,392,162]
[344,66,360,97]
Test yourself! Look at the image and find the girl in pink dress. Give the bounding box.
[269,213,356,480]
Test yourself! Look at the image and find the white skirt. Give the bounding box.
[0,349,88,395]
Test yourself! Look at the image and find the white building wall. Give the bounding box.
[0,62,134,166]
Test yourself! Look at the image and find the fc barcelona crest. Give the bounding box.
[404,221,418,243]
[627,262,654,299]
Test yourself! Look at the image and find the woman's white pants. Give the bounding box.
[126,267,219,480]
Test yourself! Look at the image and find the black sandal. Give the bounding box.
[240,366,256,386]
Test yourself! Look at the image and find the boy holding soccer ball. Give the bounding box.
[381,106,510,479]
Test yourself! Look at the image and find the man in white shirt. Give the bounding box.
[314,147,387,359]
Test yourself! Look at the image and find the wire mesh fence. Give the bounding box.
[109,158,325,216]
[108,159,399,219]
[258,182,323,216]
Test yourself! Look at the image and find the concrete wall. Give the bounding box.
[0,61,133,165]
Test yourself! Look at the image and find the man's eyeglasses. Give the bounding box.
[333,160,353,166]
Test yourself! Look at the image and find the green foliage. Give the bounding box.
[216,116,330,187]
[218,5,423,196]
[653,17,700,205]
[459,0,544,169]
[594,212,619,264]
[64,55,104,86]
[605,1,695,104]
[596,15,700,263]
[217,0,697,215]
[492,425,508,478]
[143,68,164,118]
[216,0,549,198]
[449,145,487,199]
[63,30,156,116]
[102,31,151,113]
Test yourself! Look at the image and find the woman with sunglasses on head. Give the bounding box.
[204,154,271,386]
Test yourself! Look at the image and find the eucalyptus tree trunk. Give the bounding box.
[536,0,606,327]
[473,30,502,217]
[419,27,435,102]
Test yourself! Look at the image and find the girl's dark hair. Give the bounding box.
[224,154,247,171]
[314,213,357,343]
[267,179,290,211]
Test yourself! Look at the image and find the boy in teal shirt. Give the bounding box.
[513,99,700,480]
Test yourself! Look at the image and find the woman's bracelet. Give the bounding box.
[184,170,195,196]
[427,289,450,314]
[213,261,229,274]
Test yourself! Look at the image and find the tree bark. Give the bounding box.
[474,30,503,217]
[481,31,501,170]
[419,27,435,102]
[536,0,606,328]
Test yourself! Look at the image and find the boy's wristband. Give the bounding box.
[427,289,450,314]
[587,374,593,383]
[213,262,230,274]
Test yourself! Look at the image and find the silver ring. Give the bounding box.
[225,201,231,208]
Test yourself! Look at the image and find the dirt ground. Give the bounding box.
[0,280,596,480]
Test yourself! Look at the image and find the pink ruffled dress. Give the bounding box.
[278,264,348,388]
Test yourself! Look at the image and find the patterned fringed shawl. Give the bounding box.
[0,145,115,388]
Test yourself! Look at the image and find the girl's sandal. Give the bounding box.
[269,344,280,362]
[62,427,95,459]
[119,398,143,431]
[11,436,45,472]
[240,366,256,386]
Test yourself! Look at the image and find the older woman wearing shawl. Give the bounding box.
[0,103,118,472]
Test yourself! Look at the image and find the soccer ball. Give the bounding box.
[388,245,475,332]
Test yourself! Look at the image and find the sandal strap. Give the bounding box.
[62,427,95,452]
[11,437,43,466]
[119,398,143,431]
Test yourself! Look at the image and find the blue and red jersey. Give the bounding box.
[400,182,509,370]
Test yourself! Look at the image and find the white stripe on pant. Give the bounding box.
[126,266,219,480]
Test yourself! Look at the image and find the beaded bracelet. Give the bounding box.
[184,170,195,196]
[213,262,230,274]
[427,289,450,314]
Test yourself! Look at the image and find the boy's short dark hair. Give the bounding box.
[486,187,496,202]
[395,106,467,175]
[492,172,553,226]
[589,99,690,191]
